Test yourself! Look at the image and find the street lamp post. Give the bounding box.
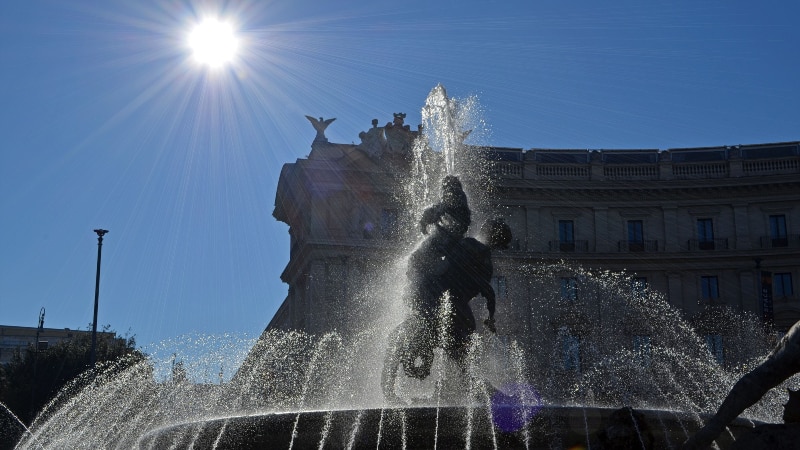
[90,229,108,369]
[30,307,45,422]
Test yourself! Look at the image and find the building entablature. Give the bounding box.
[280,237,404,284]
[494,178,800,203]
[482,141,800,183]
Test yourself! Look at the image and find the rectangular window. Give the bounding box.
[627,220,645,251]
[560,277,578,302]
[558,220,575,251]
[769,215,788,247]
[492,276,508,299]
[380,209,398,240]
[701,276,719,300]
[627,220,644,243]
[705,334,724,365]
[562,332,581,372]
[697,218,715,249]
[631,277,648,301]
[632,335,651,367]
[775,273,794,298]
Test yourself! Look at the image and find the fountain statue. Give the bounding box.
[381,174,511,402]
[684,319,800,449]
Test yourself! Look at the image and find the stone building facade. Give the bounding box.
[268,115,799,370]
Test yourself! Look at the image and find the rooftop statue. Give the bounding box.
[683,319,800,449]
[357,118,386,158]
[384,112,414,157]
[304,115,336,144]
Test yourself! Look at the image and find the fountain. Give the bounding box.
[10,85,798,449]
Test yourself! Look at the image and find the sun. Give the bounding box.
[188,18,238,68]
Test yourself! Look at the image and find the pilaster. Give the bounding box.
[526,206,541,252]
[662,205,679,252]
[593,207,610,252]
[732,203,751,250]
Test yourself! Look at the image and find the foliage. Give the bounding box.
[0,325,143,440]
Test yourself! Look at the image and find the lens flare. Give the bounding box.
[491,383,542,433]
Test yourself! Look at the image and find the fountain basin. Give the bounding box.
[137,405,761,449]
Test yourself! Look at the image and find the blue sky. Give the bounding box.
[1,1,798,352]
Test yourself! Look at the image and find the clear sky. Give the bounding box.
[1,1,798,352]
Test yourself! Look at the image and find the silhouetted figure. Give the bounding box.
[357,118,386,158]
[408,175,472,315]
[784,388,800,424]
[382,176,511,401]
[384,112,414,156]
[683,320,800,449]
[728,389,800,449]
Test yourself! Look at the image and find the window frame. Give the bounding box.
[701,275,720,300]
[562,332,581,372]
[774,272,794,298]
[705,334,724,365]
[560,277,578,303]
[697,218,715,249]
[558,220,575,244]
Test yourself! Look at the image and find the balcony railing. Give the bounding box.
[548,240,590,253]
[617,240,659,252]
[492,162,523,178]
[672,162,729,179]
[759,235,800,249]
[743,158,800,175]
[687,238,729,251]
[499,145,800,181]
[537,165,590,179]
[604,165,658,180]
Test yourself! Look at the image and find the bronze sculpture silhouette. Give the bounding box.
[382,175,510,402]
[683,320,800,449]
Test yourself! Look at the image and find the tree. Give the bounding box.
[0,326,143,448]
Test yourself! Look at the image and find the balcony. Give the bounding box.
[687,238,729,251]
[617,240,659,252]
[549,240,589,253]
[759,235,800,249]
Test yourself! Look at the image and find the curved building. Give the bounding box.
[269,115,799,369]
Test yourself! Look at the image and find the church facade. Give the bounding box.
[268,114,800,370]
